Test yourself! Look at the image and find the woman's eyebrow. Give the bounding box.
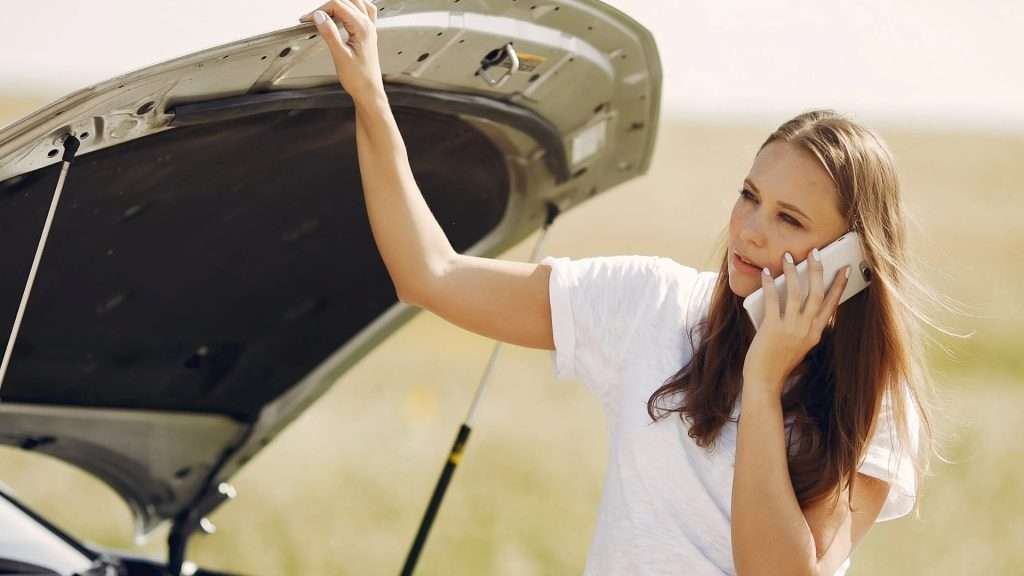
[744,178,814,223]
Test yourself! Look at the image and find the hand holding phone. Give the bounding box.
[742,231,872,330]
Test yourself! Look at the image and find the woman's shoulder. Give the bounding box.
[656,257,720,309]
[655,256,720,286]
[541,253,720,390]
[542,254,718,304]
[543,253,715,278]
[645,258,720,342]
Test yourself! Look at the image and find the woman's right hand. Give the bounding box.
[299,0,385,104]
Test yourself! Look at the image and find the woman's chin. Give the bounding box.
[727,273,758,298]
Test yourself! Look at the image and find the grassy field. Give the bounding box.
[1,95,1021,574]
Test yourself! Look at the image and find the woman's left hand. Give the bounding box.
[742,248,850,398]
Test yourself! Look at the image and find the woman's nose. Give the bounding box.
[739,213,766,246]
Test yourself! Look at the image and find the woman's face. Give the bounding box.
[728,141,849,298]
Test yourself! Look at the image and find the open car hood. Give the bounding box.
[0,0,661,542]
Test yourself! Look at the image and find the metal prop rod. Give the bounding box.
[0,134,81,399]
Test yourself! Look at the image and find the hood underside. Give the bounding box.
[0,102,507,419]
[0,98,512,535]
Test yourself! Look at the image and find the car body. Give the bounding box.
[0,0,661,573]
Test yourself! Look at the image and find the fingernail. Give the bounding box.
[313,10,326,24]
[811,247,819,261]
[784,252,793,264]
[845,266,851,279]
[762,267,770,276]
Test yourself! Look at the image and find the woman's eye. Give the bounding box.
[781,214,801,227]
[739,189,801,227]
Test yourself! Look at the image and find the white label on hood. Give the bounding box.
[571,119,606,166]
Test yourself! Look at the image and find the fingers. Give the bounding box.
[782,251,799,318]
[761,266,779,323]
[299,1,333,22]
[300,0,370,62]
[301,0,373,25]
[332,0,373,24]
[310,9,353,62]
[815,265,850,328]
[804,247,824,315]
[347,0,378,23]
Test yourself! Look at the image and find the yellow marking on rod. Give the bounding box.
[449,450,463,465]
[516,52,546,63]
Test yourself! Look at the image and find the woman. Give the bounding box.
[300,2,936,574]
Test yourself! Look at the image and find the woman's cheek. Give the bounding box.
[728,202,744,231]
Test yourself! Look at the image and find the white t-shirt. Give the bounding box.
[541,254,919,576]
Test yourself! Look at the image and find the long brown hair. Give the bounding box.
[648,110,959,512]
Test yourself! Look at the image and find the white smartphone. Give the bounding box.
[742,231,872,330]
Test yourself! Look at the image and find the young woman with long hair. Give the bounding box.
[300,2,947,574]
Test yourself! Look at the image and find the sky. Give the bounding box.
[1,1,1022,133]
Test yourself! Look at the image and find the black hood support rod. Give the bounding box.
[400,201,561,576]
[0,134,80,398]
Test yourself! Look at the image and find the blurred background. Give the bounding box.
[1,1,1021,574]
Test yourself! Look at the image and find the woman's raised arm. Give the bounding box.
[301,1,555,350]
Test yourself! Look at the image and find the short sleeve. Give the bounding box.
[540,254,699,409]
[857,384,921,522]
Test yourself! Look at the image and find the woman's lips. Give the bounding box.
[732,251,762,275]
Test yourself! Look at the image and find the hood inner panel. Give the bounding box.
[0,106,508,420]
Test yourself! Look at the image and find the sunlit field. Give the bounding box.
[1,96,1021,575]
